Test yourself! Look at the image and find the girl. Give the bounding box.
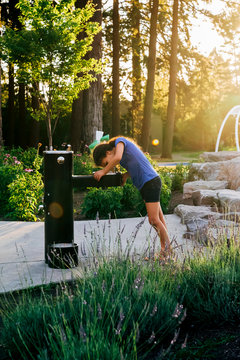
[93,136,171,258]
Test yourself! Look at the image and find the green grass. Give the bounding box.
[151,151,203,163]
[1,237,240,359]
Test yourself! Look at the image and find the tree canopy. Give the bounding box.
[0,0,240,154]
[1,0,101,148]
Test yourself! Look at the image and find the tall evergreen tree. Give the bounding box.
[5,0,20,146]
[71,0,103,151]
[29,82,40,147]
[131,0,142,141]
[18,82,26,148]
[0,59,2,146]
[7,63,15,146]
[112,0,120,136]
[162,0,179,158]
[0,4,3,146]
[141,0,159,152]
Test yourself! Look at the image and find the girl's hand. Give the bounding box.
[121,172,130,186]
[94,170,105,181]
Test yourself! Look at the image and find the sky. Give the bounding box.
[190,21,224,56]
[190,0,226,56]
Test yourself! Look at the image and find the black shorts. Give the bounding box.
[139,176,161,203]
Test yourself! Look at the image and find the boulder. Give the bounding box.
[192,190,219,206]
[216,189,240,212]
[184,218,240,245]
[186,218,209,233]
[183,180,228,199]
[199,151,240,162]
[174,204,221,224]
[189,157,240,190]
[189,162,225,182]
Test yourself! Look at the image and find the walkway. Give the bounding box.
[0,215,193,293]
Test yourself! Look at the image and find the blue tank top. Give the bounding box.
[115,137,158,190]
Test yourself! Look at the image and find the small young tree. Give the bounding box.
[1,0,101,149]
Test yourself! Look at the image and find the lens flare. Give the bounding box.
[152,139,159,146]
[49,202,64,219]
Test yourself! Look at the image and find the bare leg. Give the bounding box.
[145,202,171,253]
[158,203,168,230]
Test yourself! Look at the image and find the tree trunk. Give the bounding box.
[29,82,40,147]
[71,95,83,151]
[47,111,53,150]
[82,0,102,145]
[162,0,179,159]
[7,63,15,147]
[131,0,142,141]
[4,0,20,147]
[18,82,26,148]
[0,2,3,147]
[0,58,3,147]
[71,0,103,151]
[112,0,120,137]
[141,0,159,152]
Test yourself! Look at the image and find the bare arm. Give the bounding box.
[94,142,124,181]
[122,171,130,185]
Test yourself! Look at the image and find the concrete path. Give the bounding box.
[0,215,194,294]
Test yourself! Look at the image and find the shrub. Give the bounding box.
[0,166,23,216]
[81,187,123,219]
[122,182,146,216]
[73,153,94,175]
[0,146,42,170]
[7,155,44,221]
[169,164,190,192]
[0,155,24,217]
[158,170,172,213]
[81,171,172,220]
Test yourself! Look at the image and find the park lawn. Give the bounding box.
[151,151,203,163]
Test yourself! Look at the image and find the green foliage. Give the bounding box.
[1,0,101,146]
[8,169,43,221]
[7,156,44,221]
[73,153,94,175]
[0,165,23,216]
[1,260,179,360]
[0,146,44,220]
[81,187,123,219]
[179,242,240,325]
[3,239,240,359]
[0,146,42,169]
[160,164,190,192]
[80,152,173,219]
[122,182,145,215]
[81,173,172,220]
[159,171,172,213]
